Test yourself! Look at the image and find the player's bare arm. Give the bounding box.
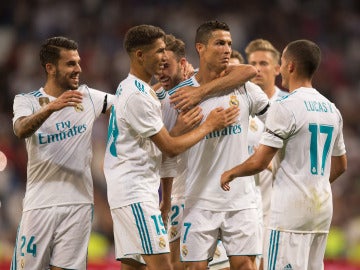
[151,105,239,157]
[170,64,258,110]
[160,177,173,228]
[14,90,82,139]
[221,144,277,191]
[329,154,347,183]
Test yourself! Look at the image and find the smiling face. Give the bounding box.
[154,50,184,90]
[198,29,232,74]
[53,49,82,90]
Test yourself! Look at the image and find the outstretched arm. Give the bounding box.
[221,144,278,191]
[14,90,83,139]
[170,64,258,110]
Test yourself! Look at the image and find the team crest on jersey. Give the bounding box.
[20,258,25,269]
[181,245,188,257]
[249,118,258,132]
[38,97,50,107]
[169,227,178,239]
[158,236,167,249]
[150,89,158,101]
[74,103,84,112]
[214,246,221,258]
[229,95,239,107]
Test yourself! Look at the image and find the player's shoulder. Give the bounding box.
[14,88,44,101]
[156,87,167,101]
[274,86,289,99]
[168,76,196,96]
[243,81,263,93]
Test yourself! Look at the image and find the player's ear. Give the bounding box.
[45,63,56,76]
[274,64,280,76]
[288,61,295,73]
[135,49,144,63]
[195,43,205,55]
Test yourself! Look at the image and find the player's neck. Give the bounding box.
[195,68,221,85]
[262,83,276,99]
[130,66,152,85]
[288,79,312,92]
[43,81,65,98]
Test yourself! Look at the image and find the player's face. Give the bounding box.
[54,49,82,90]
[248,50,280,90]
[155,50,183,90]
[143,38,167,77]
[201,30,232,73]
[280,49,289,89]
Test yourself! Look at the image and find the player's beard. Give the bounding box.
[55,70,79,90]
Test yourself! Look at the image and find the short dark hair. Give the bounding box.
[124,24,165,53]
[39,36,78,69]
[230,49,245,64]
[165,34,186,61]
[195,20,230,45]
[284,39,321,78]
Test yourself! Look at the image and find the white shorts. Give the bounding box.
[11,204,92,270]
[255,186,265,258]
[208,240,229,268]
[168,198,184,242]
[264,229,328,270]
[111,201,170,261]
[180,207,261,262]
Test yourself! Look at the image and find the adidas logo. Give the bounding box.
[283,264,293,269]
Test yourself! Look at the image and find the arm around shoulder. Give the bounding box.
[199,64,258,98]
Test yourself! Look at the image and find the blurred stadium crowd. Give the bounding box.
[0,0,359,266]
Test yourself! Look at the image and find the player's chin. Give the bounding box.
[251,78,263,85]
[69,83,79,90]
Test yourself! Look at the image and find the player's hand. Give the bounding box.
[205,106,239,131]
[183,61,195,80]
[47,90,83,112]
[220,170,235,191]
[170,86,202,111]
[170,106,203,136]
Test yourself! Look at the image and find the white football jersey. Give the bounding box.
[104,74,164,209]
[168,77,270,211]
[12,85,113,211]
[260,87,346,232]
[247,86,288,224]
[156,88,186,199]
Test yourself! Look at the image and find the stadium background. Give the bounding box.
[0,0,359,269]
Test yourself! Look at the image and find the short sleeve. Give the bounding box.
[245,82,269,123]
[13,94,34,125]
[125,92,164,138]
[86,86,114,116]
[160,155,178,178]
[260,101,295,149]
[332,109,346,156]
